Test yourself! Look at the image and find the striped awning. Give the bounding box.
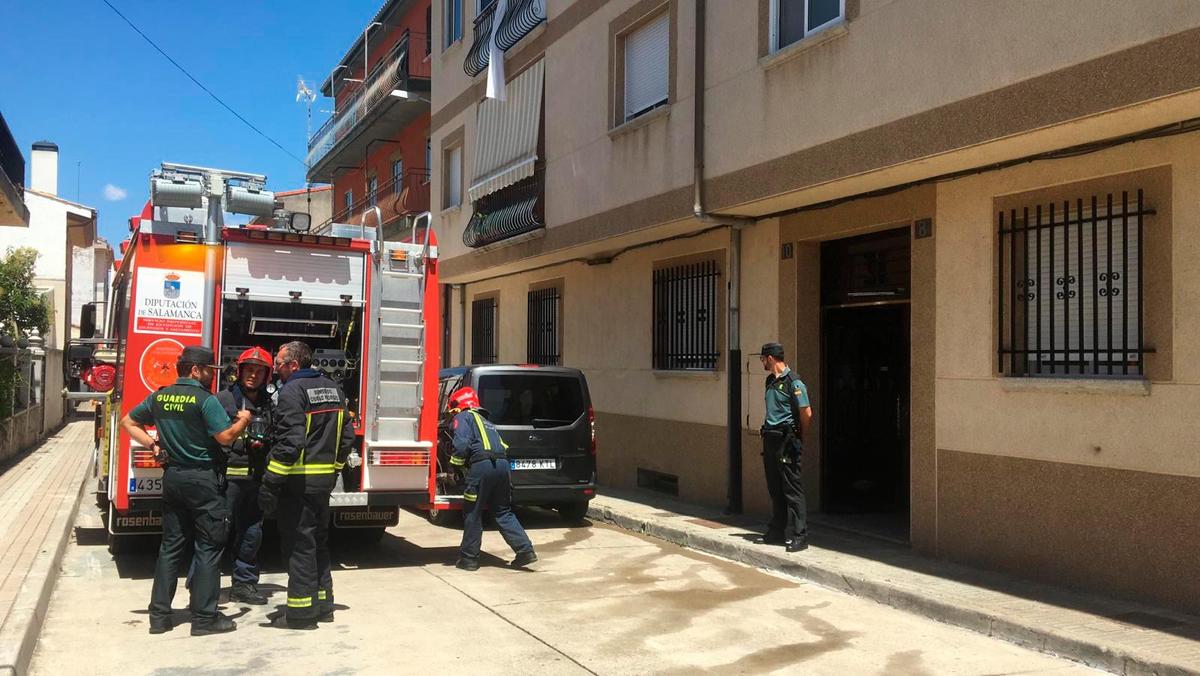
[463,174,543,248]
[469,60,544,203]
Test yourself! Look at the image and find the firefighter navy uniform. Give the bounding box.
[215,383,270,597]
[260,367,355,626]
[451,406,535,569]
[131,376,232,632]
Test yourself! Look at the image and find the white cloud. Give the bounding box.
[103,184,127,201]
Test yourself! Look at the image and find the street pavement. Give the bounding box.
[29,500,1097,676]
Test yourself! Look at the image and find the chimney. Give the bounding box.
[31,141,58,196]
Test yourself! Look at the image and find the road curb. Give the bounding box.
[0,451,91,676]
[588,501,1197,676]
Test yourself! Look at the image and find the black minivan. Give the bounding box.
[436,365,596,522]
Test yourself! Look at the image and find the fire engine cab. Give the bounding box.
[69,162,442,551]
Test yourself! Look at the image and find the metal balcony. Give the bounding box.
[0,112,28,227]
[306,32,432,183]
[314,168,431,236]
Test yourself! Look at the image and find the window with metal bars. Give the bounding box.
[653,260,720,370]
[527,286,561,365]
[998,189,1149,377]
[471,297,498,364]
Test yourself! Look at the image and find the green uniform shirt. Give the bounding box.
[764,368,811,427]
[129,378,231,467]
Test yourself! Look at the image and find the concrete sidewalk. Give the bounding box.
[589,487,1200,676]
[0,421,93,676]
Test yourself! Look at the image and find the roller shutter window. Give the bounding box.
[623,11,670,123]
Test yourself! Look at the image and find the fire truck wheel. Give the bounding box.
[426,507,461,528]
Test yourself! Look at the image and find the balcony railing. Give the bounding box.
[464,0,545,76]
[307,31,432,169]
[0,113,24,199]
[316,168,431,234]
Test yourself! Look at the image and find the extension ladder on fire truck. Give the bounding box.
[362,217,435,491]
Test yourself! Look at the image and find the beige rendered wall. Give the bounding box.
[933,132,1200,612]
[702,0,1200,182]
[432,0,698,265]
[453,224,790,508]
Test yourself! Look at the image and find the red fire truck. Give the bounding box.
[69,162,447,551]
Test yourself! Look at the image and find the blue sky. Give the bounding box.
[0,1,379,246]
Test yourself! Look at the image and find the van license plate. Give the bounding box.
[511,459,555,470]
[129,477,162,494]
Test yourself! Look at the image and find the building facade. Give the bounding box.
[429,0,1200,613]
[307,0,433,240]
[0,112,28,227]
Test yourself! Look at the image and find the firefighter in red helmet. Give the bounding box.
[447,386,536,571]
[215,346,274,604]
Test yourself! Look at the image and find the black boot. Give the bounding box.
[191,613,236,636]
[148,616,173,635]
[785,539,808,553]
[511,550,538,568]
[455,557,480,571]
[230,582,268,605]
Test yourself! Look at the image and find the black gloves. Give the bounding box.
[258,480,282,515]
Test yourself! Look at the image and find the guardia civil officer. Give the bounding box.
[756,342,813,553]
[216,346,274,605]
[258,341,355,630]
[447,387,537,571]
[120,345,251,636]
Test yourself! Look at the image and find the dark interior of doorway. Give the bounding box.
[818,228,911,543]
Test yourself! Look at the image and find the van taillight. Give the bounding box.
[588,406,596,456]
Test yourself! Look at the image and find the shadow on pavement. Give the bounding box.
[603,486,1200,641]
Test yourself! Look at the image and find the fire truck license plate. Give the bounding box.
[511,459,555,470]
[129,477,162,494]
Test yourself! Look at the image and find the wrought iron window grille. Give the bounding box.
[997,190,1150,377]
[653,260,721,371]
[472,297,498,364]
[527,286,561,365]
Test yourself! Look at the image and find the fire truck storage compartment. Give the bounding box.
[219,299,364,411]
[223,241,365,306]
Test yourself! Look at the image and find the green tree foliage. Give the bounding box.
[0,248,48,419]
[0,247,49,339]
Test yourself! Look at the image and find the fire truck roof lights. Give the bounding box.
[243,229,353,247]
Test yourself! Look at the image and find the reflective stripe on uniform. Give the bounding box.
[464,491,477,502]
[470,411,490,451]
[287,596,313,608]
[449,455,466,466]
[317,590,328,601]
[269,408,345,477]
[225,466,250,477]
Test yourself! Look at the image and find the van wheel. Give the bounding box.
[556,501,590,524]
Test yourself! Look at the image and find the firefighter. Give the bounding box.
[120,345,251,636]
[447,387,537,571]
[216,346,273,605]
[258,341,354,630]
[756,342,812,553]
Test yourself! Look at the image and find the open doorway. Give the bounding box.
[819,227,911,542]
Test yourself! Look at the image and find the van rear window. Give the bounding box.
[477,375,585,427]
